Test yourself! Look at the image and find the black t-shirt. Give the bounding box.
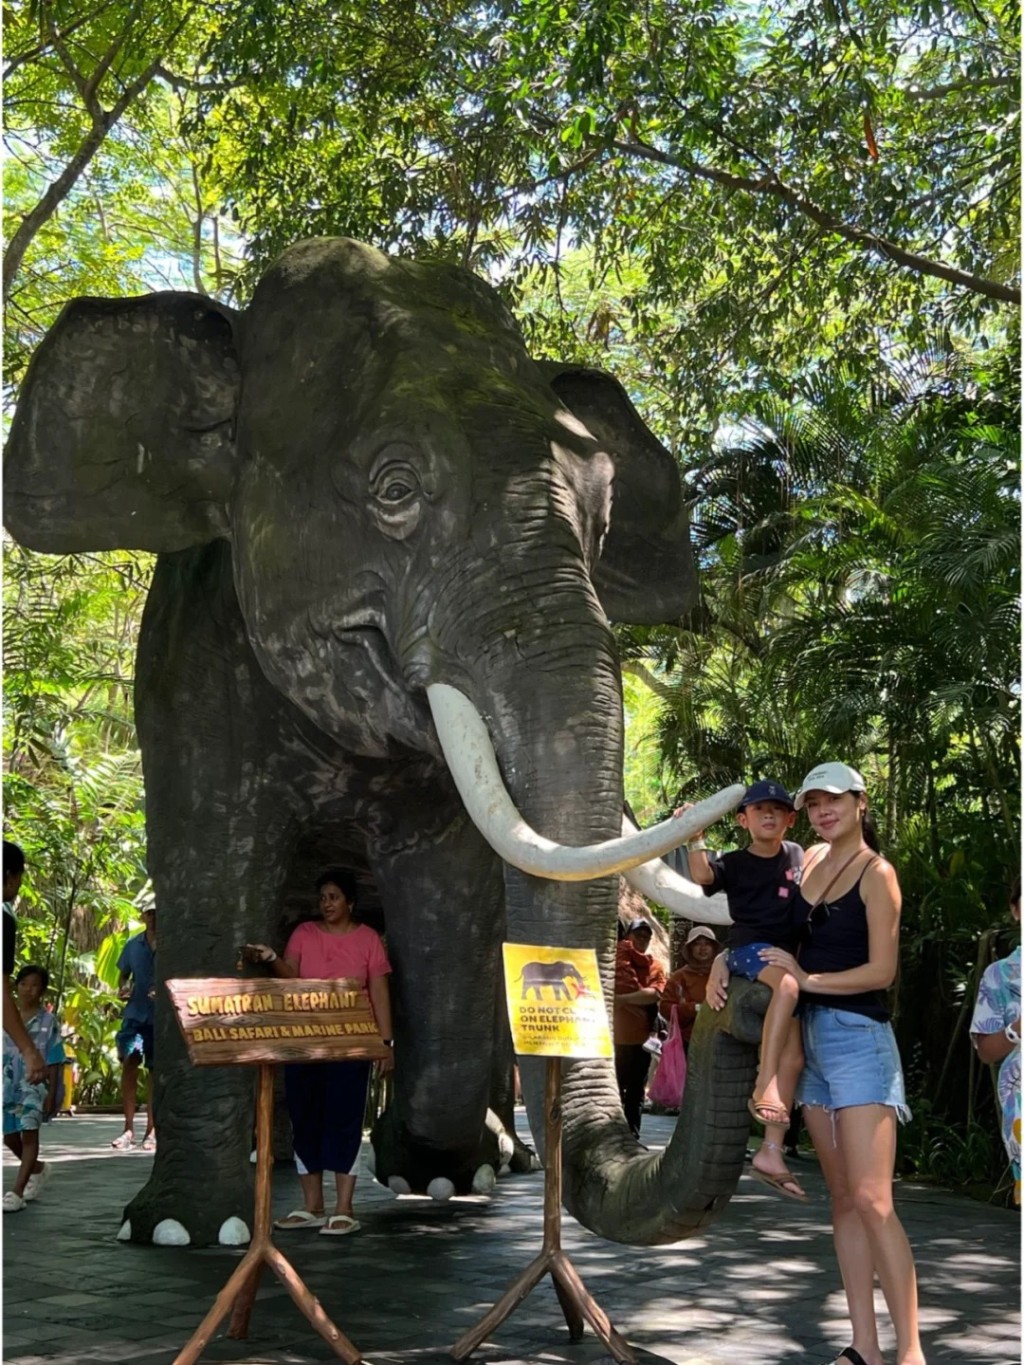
[703,842,804,950]
[3,904,16,975]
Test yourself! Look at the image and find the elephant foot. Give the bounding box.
[122,1165,254,1247]
[381,1168,494,1200]
[370,1107,509,1197]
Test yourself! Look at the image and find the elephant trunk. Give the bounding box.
[454,606,761,1244]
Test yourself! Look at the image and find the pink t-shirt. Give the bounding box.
[282,921,391,984]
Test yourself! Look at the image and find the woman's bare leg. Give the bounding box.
[803,1104,884,1365]
[333,1172,356,1218]
[837,1105,925,1365]
[296,1170,325,1215]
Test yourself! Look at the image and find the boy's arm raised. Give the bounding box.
[672,802,716,886]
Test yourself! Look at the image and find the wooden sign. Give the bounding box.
[165,977,390,1066]
[501,945,612,1059]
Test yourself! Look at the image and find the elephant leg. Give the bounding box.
[122,545,307,1246]
[367,806,510,1196]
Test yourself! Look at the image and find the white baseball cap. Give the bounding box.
[793,761,867,810]
[684,925,718,946]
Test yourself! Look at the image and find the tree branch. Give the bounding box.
[904,74,1016,101]
[4,5,200,301]
[153,63,244,94]
[607,135,1020,306]
[3,0,119,79]
[40,0,101,119]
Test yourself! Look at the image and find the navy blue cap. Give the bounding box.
[738,779,794,811]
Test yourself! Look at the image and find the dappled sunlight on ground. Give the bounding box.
[2,1113,1018,1364]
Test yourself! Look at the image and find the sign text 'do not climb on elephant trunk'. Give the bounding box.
[502,944,612,1058]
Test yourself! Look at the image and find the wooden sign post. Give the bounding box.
[451,947,636,1365]
[165,977,389,1365]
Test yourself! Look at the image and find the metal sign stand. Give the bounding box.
[451,1056,636,1364]
[173,1062,362,1365]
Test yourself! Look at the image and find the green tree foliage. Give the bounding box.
[190,0,1019,424]
[3,545,153,1101]
[3,1,241,387]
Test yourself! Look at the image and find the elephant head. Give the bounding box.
[5,238,747,1244]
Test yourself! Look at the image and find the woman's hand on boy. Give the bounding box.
[705,953,730,1010]
[758,946,807,986]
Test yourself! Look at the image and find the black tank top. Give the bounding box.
[795,861,889,1021]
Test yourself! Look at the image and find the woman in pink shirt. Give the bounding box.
[246,868,393,1235]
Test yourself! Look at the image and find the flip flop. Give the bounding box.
[747,1097,790,1126]
[750,1166,807,1202]
[319,1213,360,1236]
[273,1208,326,1229]
[819,1351,870,1365]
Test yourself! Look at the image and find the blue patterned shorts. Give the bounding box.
[726,942,775,981]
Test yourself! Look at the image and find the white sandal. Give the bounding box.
[319,1213,360,1236]
[273,1208,326,1229]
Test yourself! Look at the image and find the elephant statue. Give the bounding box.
[4,237,762,1248]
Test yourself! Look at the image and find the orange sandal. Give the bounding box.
[747,1097,790,1126]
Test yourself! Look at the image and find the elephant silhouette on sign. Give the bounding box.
[518,961,589,1001]
[4,236,756,1248]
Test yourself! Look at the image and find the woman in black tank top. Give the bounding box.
[758,763,926,1365]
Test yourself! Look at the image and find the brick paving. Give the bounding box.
[3,1113,1019,1364]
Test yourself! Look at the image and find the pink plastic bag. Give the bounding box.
[648,1006,688,1110]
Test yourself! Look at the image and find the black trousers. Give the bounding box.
[614,1043,651,1137]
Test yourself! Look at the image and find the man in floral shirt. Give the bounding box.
[970,878,1021,1204]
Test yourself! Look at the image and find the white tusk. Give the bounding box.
[620,817,733,924]
[427,682,744,881]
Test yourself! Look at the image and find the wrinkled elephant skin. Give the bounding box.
[5,238,760,1246]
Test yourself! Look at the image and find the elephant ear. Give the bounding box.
[538,362,697,625]
[4,293,241,554]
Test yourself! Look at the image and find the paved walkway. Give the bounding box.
[3,1114,1019,1365]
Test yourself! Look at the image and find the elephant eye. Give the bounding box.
[371,461,420,508]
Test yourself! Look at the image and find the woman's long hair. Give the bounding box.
[861,806,882,853]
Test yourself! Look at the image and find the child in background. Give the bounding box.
[3,964,65,1210]
[676,779,806,1200]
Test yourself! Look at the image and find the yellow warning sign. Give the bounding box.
[502,944,612,1059]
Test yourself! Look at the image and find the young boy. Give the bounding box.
[675,779,806,1200]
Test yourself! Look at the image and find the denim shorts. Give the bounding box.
[796,1004,910,1123]
[726,942,774,981]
